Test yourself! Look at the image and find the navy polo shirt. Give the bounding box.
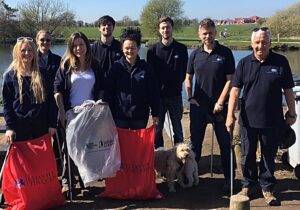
[187,41,235,105]
[147,39,188,97]
[91,38,122,77]
[231,50,294,128]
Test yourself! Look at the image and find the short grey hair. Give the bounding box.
[251,30,272,43]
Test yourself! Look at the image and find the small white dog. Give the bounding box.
[154,142,199,192]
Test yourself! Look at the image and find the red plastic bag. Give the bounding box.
[100,126,163,200]
[2,134,65,210]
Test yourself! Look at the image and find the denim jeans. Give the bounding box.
[114,118,148,130]
[155,96,183,148]
[190,103,231,180]
[240,125,278,192]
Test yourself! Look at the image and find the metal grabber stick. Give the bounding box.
[210,122,215,178]
[0,144,11,204]
[66,148,73,202]
[59,126,73,202]
[55,131,63,172]
[229,129,234,197]
[166,111,174,148]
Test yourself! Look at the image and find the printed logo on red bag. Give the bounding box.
[14,178,25,189]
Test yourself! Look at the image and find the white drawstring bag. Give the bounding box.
[66,100,121,187]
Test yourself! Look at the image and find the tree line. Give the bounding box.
[1,0,300,41]
[0,0,75,39]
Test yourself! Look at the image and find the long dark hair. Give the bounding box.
[60,32,92,72]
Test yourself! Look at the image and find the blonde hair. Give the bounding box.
[6,38,46,104]
[60,32,92,72]
[35,30,51,49]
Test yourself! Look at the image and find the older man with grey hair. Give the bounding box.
[226,27,296,206]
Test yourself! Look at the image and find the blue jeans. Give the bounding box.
[155,96,183,148]
[240,125,278,192]
[190,103,231,180]
[114,118,148,130]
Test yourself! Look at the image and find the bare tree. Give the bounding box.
[122,16,132,26]
[18,0,75,36]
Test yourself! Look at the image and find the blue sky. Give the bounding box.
[6,0,300,23]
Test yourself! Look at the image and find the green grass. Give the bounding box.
[59,24,300,49]
[60,24,257,40]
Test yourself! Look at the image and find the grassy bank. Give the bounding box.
[58,24,300,50]
[1,24,299,50]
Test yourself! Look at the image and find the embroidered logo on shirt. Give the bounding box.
[116,53,121,58]
[212,57,224,64]
[266,68,282,76]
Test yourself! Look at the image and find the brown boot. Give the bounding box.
[238,187,249,197]
[262,191,281,206]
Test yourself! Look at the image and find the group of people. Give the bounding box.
[2,15,297,206]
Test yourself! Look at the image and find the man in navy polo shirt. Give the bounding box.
[91,15,122,77]
[226,28,296,206]
[185,18,235,193]
[147,17,188,148]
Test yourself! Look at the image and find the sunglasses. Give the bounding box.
[40,38,51,43]
[17,37,33,42]
[252,27,269,32]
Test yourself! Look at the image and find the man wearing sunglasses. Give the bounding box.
[226,27,296,206]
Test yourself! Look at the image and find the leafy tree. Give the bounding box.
[265,2,300,39]
[140,0,184,37]
[76,20,84,27]
[18,0,76,37]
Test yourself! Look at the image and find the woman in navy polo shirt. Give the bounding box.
[104,27,160,129]
[36,30,62,167]
[36,30,61,89]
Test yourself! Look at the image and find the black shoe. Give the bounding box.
[223,182,230,194]
[82,187,95,198]
[62,184,79,199]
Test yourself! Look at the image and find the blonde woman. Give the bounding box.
[2,37,57,143]
[36,30,61,90]
[36,30,62,169]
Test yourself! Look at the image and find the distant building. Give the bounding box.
[234,16,261,24]
[214,16,262,25]
[216,19,235,25]
[250,16,260,22]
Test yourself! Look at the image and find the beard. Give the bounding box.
[162,33,172,40]
[102,31,112,37]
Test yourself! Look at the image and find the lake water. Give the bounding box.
[1,44,299,102]
[1,44,299,74]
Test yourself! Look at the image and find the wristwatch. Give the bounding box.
[286,111,297,119]
[188,97,194,102]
